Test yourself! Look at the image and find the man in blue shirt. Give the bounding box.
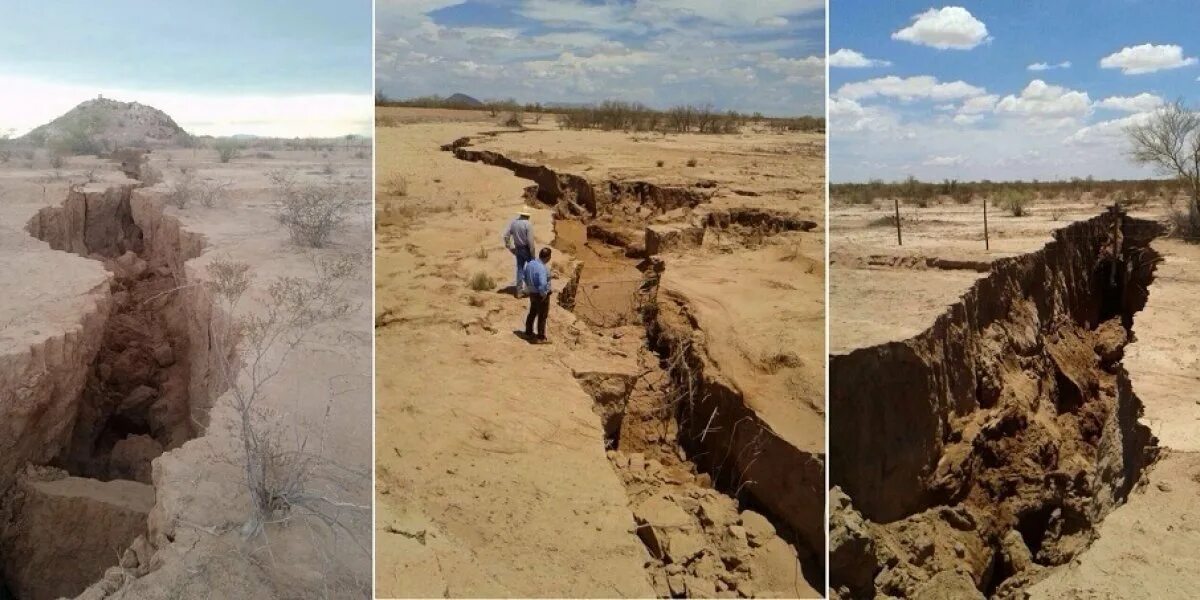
[522,247,553,342]
[503,209,535,296]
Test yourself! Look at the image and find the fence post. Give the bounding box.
[983,198,989,250]
[894,198,902,246]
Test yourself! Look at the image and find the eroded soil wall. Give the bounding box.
[829,208,1163,598]
[450,138,826,595]
[2,184,226,599]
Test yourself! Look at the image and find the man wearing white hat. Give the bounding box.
[502,208,536,296]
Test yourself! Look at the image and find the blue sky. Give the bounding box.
[0,1,373,137]
[376,0,826,116]
[830,1,1200,182]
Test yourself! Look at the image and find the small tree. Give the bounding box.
[1127,100,1200,237]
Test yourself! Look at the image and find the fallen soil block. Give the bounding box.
[1,475,154,600]
[645,223,704,256]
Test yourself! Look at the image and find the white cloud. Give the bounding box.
[959,94,999,114]
[377,0,464,14]
[1028,61,1071,71]
[630,0,823,27]
[924,155,965,166]
[892,6,989,50]
[1097,93,1164,113]
[1066,111,1158,145]
[518,0,821,30]
[517,0,637,32]
[829,97,896,132]
[1100,44,1197,74]
[828,49,891,68]
[953,114,983,125]
[533,31,611,50]
[995,80,1091,119]
[376,0,826,116]
[836,75,986,102]
[755,53,823,82]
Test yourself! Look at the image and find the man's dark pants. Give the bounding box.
[514,246,532,292]
[525,292,550,339]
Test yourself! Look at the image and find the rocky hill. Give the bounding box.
[23,97,191,154]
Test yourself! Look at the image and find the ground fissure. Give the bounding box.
[449,137,824,597]
[829,208,1163,599]
[1,182,221,600]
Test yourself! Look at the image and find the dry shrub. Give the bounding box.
[998,188,1032,217]
[375,198,417,230]
[199,179,233,208]
[141,164,164,186]
[468,271,495,291]
[686,158,698,167]
[270,169,355,248]
[385,174,408,197]
[166,169,198,208]
[1170,203,1200,240]
[215,139,242,163]
[205,254,370,566]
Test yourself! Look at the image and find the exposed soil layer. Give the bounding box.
[26,184,201,482]
[450,138,824,596]
[829,208,1164,599]
[2,183,217,599]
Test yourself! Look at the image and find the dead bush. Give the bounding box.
[204,254,370,560]
[199,178,233,208]
[385,174,408,197]
[141,164,164,186]
[166,169,199,208]
[215,138,242,163]
[468,271,495,291]
[271,170,355,247]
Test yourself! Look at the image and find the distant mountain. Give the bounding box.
[446,93,484,107]
[22,97,191,153]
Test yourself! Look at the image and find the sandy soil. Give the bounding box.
[0,144,372,598]
[375,119,655,597]
[376,108,824,598]
[830,198,1154,353]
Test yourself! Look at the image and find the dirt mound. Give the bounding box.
[23,97,190,153]
[830,209,1164,598]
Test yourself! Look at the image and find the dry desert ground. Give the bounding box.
[0,140,372,598]
[828,192,1200,599]
[375,106,825,598]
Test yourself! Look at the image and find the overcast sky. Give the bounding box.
[376,0,826,117]
[0,0,372,138]
[830,1,1200,182]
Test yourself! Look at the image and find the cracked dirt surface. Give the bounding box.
[0,147,372,598]
[830,205,1165,599]
[1027,232,1200,599]
[376,107,824,598]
